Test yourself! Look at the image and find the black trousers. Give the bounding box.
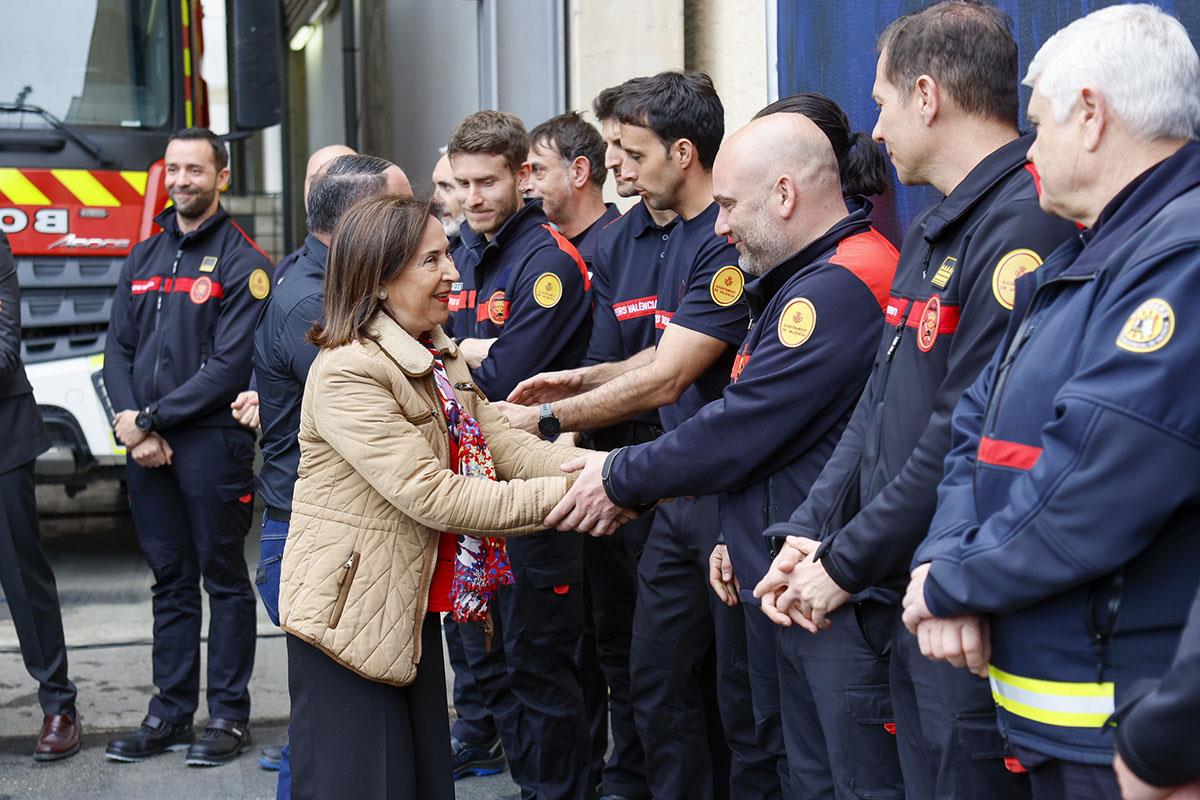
[582,510,652,798]
[126,426,256,722]
[287,616,454,800]
[629,495,780,800]
[775,601,903,800]
[444,613,498,746]
[890,612,1031,800]
[455,529,591,800]
[1009,746,1120,800]
[0,460,76,716]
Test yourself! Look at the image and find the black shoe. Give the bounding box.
[105,715,194,762]
[451,735,505,780]
[185,719,252,767]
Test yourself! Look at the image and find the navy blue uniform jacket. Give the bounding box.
[447,201,591,400]
[103,207,273,431]
[0,232,50,473]
[765,135,1078,599]
[1115,583,1200,788]
[253,235,327,512]
[606,210,898,602]
[915,143,1200,765]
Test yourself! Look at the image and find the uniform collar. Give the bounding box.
[365,311,457,377]
[629,200,677,237]
[303,233,329,266]
[744,207,874,317]
[153,205,230,242]
[920,134,1032,242]
[570,203,621,247]
[460,199,548,257]
[1059,141,1200,280]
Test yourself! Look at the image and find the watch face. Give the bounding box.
[538,416,560,438]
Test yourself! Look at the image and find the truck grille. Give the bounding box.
[17,255,124,364]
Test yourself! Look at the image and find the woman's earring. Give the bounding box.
[377,289,387,300]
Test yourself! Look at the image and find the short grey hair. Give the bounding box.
[1024,4,1200,141]
[306,154,392,235]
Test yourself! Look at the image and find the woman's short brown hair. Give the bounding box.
[309,195,436,348]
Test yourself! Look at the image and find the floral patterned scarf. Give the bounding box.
[423,338,514,642]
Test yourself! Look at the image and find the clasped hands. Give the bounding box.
[542,451,638,536]
[751,541,989,677]
[113,409,173,469]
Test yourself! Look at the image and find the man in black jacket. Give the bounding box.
[102,128,273,766]
[0,232,80,762]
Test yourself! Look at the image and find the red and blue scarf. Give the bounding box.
[423,338,515,633]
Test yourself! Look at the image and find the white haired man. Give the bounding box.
[900,5,1200,798]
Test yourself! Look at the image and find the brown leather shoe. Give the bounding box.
[34,712,81,762]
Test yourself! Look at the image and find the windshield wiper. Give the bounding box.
[0,86,117,167]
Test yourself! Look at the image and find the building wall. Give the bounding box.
[685,0,770,137]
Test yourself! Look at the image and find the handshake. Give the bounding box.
[541,451,641,537]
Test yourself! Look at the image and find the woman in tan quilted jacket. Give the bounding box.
[279,196,592,800]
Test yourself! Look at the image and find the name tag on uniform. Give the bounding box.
[199,256,219,273]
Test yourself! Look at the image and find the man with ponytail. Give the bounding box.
[753,2,1078,799]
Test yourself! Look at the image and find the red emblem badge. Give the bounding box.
[189,276,213,305]
[916,294,941,352]
[487,290,508,325]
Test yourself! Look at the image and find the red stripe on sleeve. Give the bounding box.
[542,224,591,291]
[977,436,1043,470]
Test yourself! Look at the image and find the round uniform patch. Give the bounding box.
[248,268,271,300]
[777,298,816,348]
[1116,298,1175,354]
[487,290,509,325]
[916,294,942,352]
[710,265,745,307]
[532,272,563,308]
[991,248,1043,310]
[189,276,213,305]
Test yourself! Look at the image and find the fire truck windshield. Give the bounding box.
[0,0,171,129]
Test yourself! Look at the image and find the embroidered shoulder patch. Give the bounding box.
[1117,298,1174,354]
[532,272,563,308]
[777,298,816,348]
[248,268,271,300]
[710,265,744,307]
[991,249,1043,310]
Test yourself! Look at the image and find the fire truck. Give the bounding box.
[0,0,279,493]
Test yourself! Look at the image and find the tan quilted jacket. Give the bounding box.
[279,313,587,686]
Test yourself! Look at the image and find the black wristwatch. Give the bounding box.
[135,407,155,432]
[537,403,561,439]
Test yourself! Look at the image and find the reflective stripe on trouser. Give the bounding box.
[988,665,1115,728]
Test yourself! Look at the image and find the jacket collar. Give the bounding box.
[744,207,874,318]
[921,134,1032,242]
[365,312,458,377]
[302,233,330,269]
[153,205,230,243]
[629,199,677,237]
[1058,141,1200,281]
[458,199,548,257]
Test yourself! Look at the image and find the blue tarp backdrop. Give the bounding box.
[777,0,1200,242]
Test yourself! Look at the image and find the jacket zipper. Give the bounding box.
[150,246,183,399]
[328,551,360,629]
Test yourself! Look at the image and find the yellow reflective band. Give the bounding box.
[87,354,105,369]
[120,171,148,196]
[183,48,192,77]
[989,664,1114,729]
[186,99,193,127]
[52,169,120,207]
[0,168,51,205]
[989,665,1114,698]
[180,0,189,26]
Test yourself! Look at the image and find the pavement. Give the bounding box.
[0,482,521,799]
